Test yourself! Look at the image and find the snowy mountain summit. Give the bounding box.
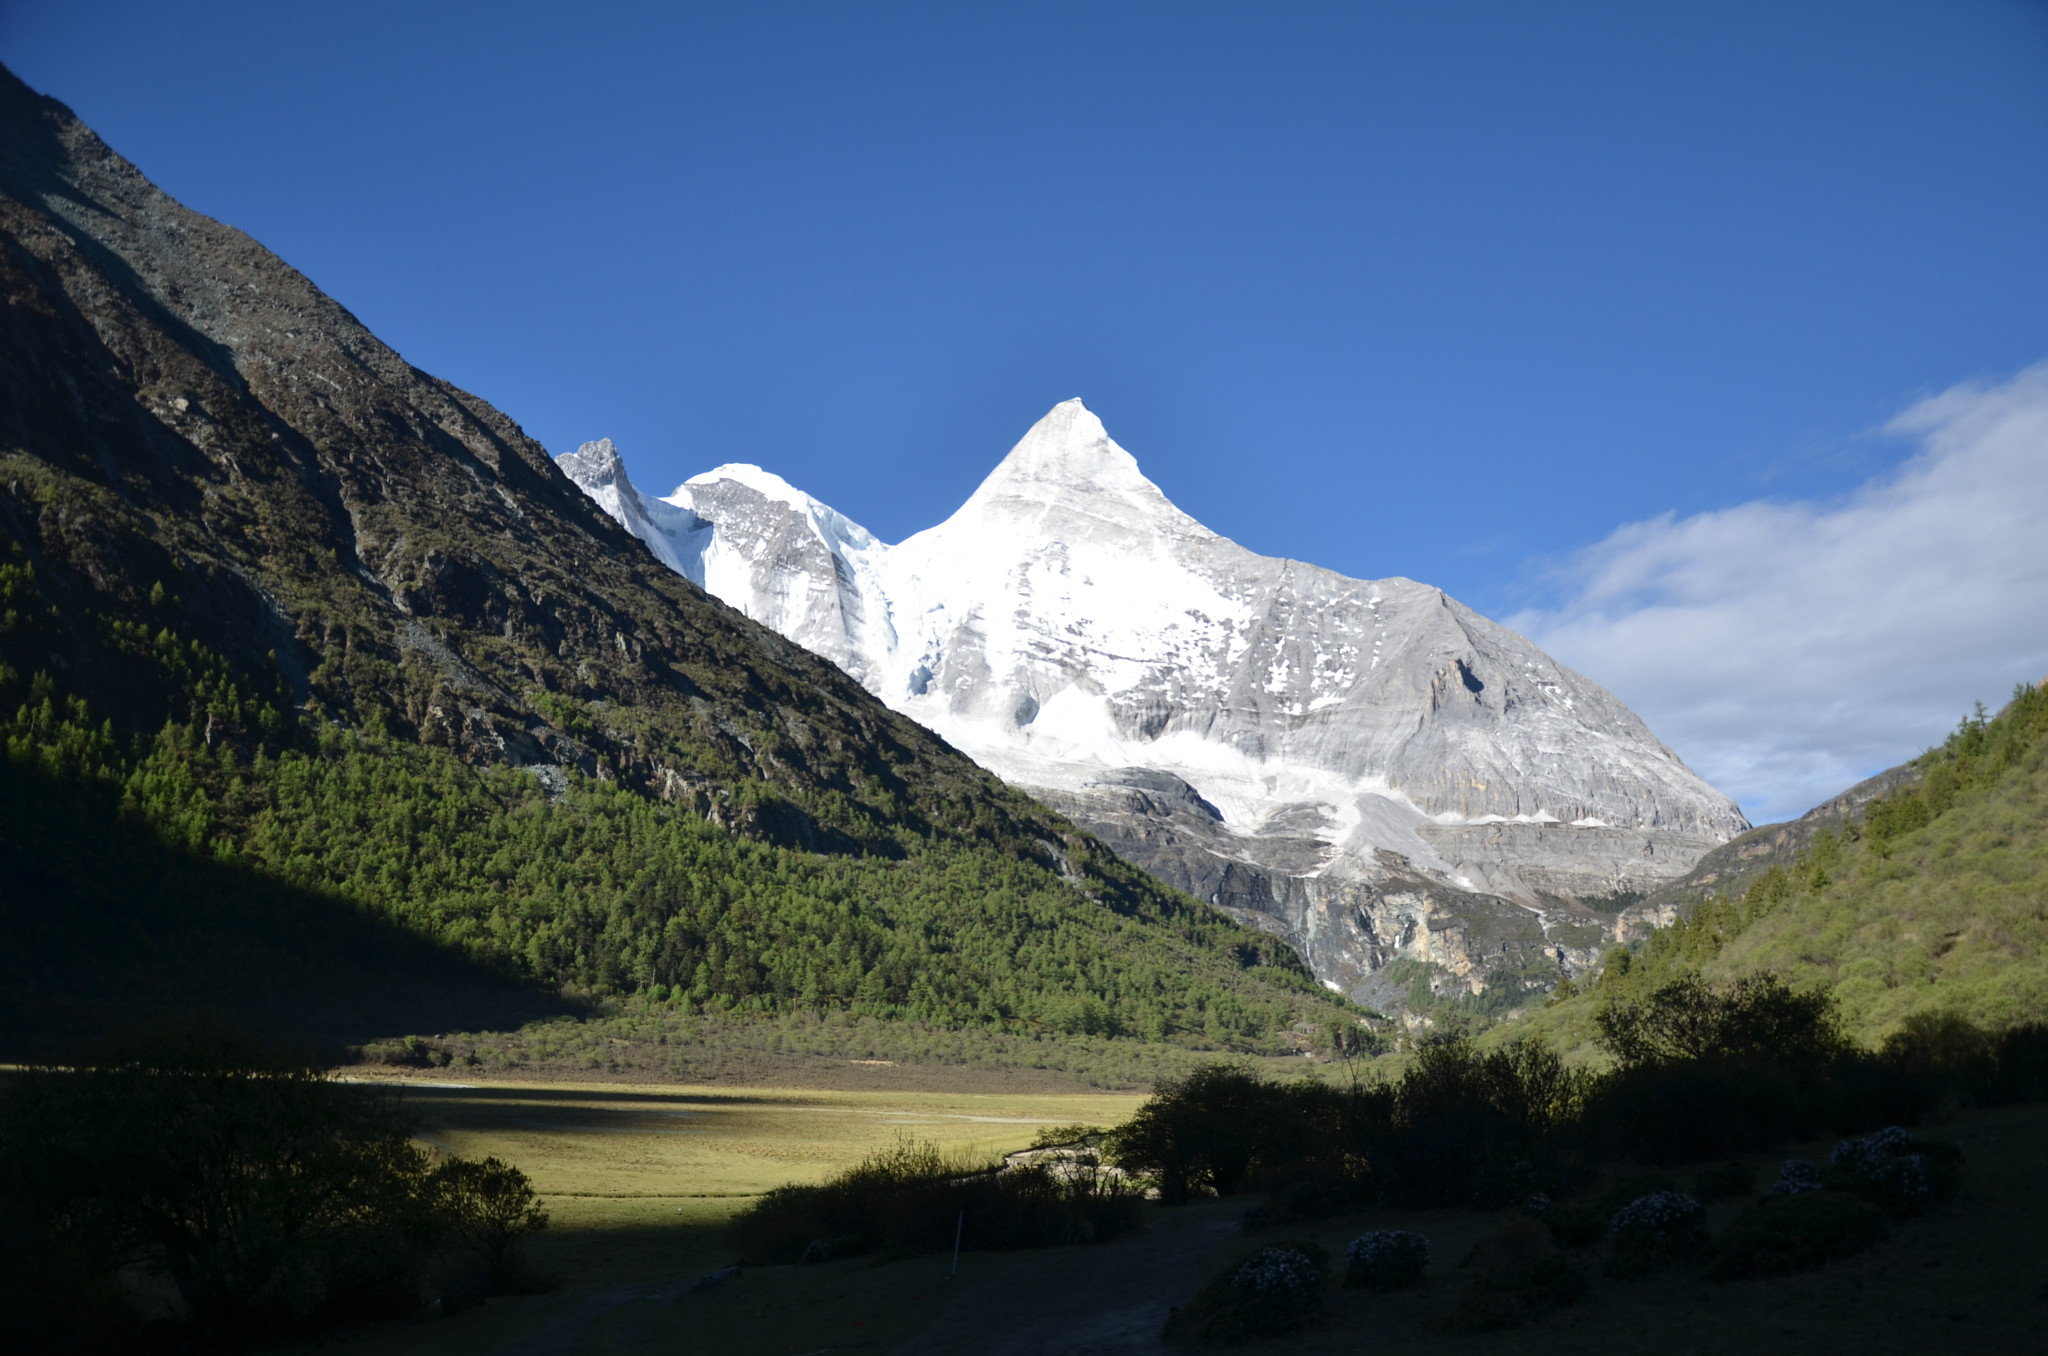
[559,401,1749,1005]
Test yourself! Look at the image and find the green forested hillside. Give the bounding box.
[1520,682,2048,1055]
[0,65,1343,1057]
[2,635,1318,1049]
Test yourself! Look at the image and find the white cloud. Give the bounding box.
[1512,361,2048,825]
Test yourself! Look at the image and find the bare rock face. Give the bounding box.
[564,400,1749,1006]
[0,61,1091,867]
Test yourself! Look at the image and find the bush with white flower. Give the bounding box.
[1830,1126,1914,1176]
[1612,1191,1706,1239]
[1165,1241,1329,1346]
[1604,1191,1708,1277]
[1766,1160,1824,1196]
[1232,1245,1325,1298]
[1825,1126,1959,1216]
[1344,1230,1430,1290]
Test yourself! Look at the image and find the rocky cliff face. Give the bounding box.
[562,402,1750,1007]
[0,63,1131,862]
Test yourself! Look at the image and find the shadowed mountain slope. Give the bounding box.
[0,64,1341,1050]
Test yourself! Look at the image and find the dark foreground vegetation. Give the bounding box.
[0,1021,550,1354]
[722,971,2044,1348]
[1107,980,2039,1213]
[1121,978,2039,1344]
[729,1137,1143,1266]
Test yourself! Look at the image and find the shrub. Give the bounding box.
[1596,973,1846,1074]
[1604,1191,1708,1277]
[1611,1190,1706,1236]
[1344,1230,1429,1290]
[1240,1160,1367,1231]
[1767,1160,1824,1196]
[1535,1201,1607,1247]
[1829,1125,1913,1175]
[1705,1191,1888,1281]
[1825,1128,1961,1217]
[1370,1037,1590,1207]
[1107,1067,1291,1204]
[1872,1013,1997,1113]
[1587,975,1848,1162]
[1468,1158,1541,1210]
[1597,1172,1679,1216]
[429,1156,551,1295]
[1446,1217,1585,1331]
[1165,1241,1329,1346]
[1990,1023,2048,1102]
[729,1139,1141,1265]
[1124,1016,1832,1217]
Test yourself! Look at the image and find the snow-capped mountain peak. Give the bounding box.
[967,398,1146,498]
[932,398,1205,546]
[558,402,1750,1000]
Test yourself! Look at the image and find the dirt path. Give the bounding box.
[485,1280,688,1356]
[893,1202,1241,1356]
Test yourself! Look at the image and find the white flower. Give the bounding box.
[1232,1246,1322,1297]
[1872,1153,1931,1203]
[1831,1126,1913,1176]
[1767,1160,1824,1196]
[1346,1230,1430,1267]
[1611,1191,1705,1237]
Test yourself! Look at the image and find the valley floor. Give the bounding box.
[304,1083,2048,1356]
[367,1004,1328,1092]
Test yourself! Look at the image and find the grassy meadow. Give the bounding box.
[307,1073,1142,1354]
[388,1075,1145,1202]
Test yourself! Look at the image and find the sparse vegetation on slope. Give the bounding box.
[1518,681,2047,1055]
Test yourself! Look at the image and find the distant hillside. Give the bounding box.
[1512,679,2048,1054]
[1620,760,1927,931]
[0,64,1343,1056]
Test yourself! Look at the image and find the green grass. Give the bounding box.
[1708,743,2048,1039]
[386,1077,1146,1208]
[359,999,1335,1091]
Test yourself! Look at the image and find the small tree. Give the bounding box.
[430,1156,549,1292]
[1595,973,1844,1075]
[1106,1066,1285,1203]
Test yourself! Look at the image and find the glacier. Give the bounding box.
[558,400,1749,1009]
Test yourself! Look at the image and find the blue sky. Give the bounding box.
[5,1,2046,819]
